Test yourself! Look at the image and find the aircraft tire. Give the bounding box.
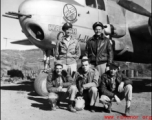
[34,72,49,96]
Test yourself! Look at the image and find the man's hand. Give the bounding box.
[114,95,121,105]
[42,68,51,73]
[118,82,124,92]
[42,69,47,73]
[79,87,84,96]
[67,53,76,57]
[57,86,62,92]
[61,88,67,92]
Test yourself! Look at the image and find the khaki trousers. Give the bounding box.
[51,85,78,102]
[91,63,107,77]
[96,63,107,77]
[63,63,77,75]
[99,84,133,105]
[69,85,98,106]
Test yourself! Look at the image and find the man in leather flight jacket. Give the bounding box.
[98,63,132,116]
[85,22,113,77]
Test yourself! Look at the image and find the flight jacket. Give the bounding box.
[46,69,75,92]
[55,36,81,65]
[98,71,132,98]
[85,34,113,66]
[75,67,99,91]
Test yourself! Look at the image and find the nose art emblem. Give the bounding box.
[63,4,77,23]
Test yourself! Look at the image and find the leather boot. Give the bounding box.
[56,100,60,109]
[68,100,76,112]
[90,106,95,113]
[125,100,131,116]
[125,106,130,116]
[104,102,112,113]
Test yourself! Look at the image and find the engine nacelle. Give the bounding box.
[104,24,126,38]
[18,0,63,49]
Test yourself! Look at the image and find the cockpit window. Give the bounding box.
[97,0,105,10]
[85,0,96,8]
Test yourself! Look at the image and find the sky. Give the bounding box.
[1,0,37,50]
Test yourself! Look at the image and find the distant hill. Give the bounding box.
[1,49,44,76]
[1,49,151,77]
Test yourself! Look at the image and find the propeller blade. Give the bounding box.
[117,0,151,17]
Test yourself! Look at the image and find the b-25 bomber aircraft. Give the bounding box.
[3,0,151,96]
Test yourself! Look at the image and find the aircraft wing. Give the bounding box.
[128,19,151,41]
[11,39,34,45]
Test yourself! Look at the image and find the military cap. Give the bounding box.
[54,60,63,67]
[81,56,89,62]
[93,22,107,30]
[109,63,119,70]
[62,22,73,31]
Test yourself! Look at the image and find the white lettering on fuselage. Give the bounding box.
[48,24,90,42]
[78,34,90,43]
[48,24,77,34]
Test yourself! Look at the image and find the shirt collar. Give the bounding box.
[92,34,104,40]
[106,71,117,79]
[62,35,72,41]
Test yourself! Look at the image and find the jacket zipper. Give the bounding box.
[66,40,70,65]
[96,39,98,65]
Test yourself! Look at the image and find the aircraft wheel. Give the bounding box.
[34,72,48,96]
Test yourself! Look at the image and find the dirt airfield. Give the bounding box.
[1,77,152,120]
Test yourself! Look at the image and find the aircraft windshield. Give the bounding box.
[97,0,105,10]
[85,0,96,8]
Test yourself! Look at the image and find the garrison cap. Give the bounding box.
[109,63,119,70]
[93,22,107,30]
[62,22,73,31]
[54,60,63,67]
[81,56,89,62]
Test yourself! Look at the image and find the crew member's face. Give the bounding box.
[94,26,103,36]
[82,61,90,73]
[109,68,117,76]
[55,65,63,75]
[64,28,72,37]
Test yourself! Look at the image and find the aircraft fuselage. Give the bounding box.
[13,0,152,63]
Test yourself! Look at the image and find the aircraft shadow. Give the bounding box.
[31,103,51,111]
[28,96,52,111]
[28,91,39,96]
[92,105,126,115]
[88,106,103,112]
[111,110,125,116]
[28,96,105,112]
[28,96,68,111]
[0,81,34,92]
[132,78,152,93]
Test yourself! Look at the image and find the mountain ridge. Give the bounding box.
[1,49,151,77]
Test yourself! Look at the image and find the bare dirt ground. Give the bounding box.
[1,77,152,120]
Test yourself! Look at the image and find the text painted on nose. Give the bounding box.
[48,24,77,34]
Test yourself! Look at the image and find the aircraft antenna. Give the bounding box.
[3,37,18,49]
[3,38,8,49]
[97,2,99,22]
[98,8,99,22]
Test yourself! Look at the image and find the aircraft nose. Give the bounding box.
[27,24,44,41]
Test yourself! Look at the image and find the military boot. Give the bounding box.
[104,102,112,113]
[125,106,130,116]
[68,100,76,112]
